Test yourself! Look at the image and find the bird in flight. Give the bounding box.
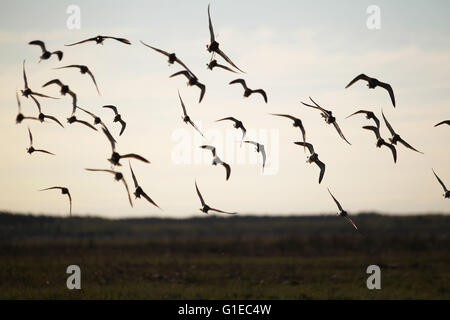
[21,61,57,99]
[294,142,326,184]
[327,188,359,232]
[15,91,39,124]
[345,74,396,108]
[54,65,100,95]
[195,180,236,215]
[170,71,206,103]
[105,132,150,167]
[206,59,237,73]
[42,79,77,112]
[199,145,231,181]
[140,40,196,77]
[346,110,380,128]
[244,140,266,172]
[363,125,397,163]
[29,95,64,128]
[206,4,244,73]
[129,161,161,209]
[215,117,246,143]
[432,169,450,199]
[434,120,450,127]
[178,91,205,138]
[65,35,131,46]
[271,114,306,147]
[103,105,127,136]
[39,187,72,216]
[229,79,267,103]
[29,40,63,62]
[301,97,351,145]
[85,169,133,207]
[77,106,116,143]
[382,111,423,154]
[26,127,54,156]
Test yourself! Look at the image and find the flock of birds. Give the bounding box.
[14,4,449,232]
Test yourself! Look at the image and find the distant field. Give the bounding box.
[0,212,449,299]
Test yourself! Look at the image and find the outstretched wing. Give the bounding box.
[362,125,381,139]
[74,119,98,131]
[67,192,72,217]
[65,37,97,46]
[207,4,215,43]
[43,114,64,128]
[195,181,206,207]
[129,161,139,188]
[381,111,396,136]
[398,137,423,154]
[29,95,41,113]
[229,78,248,90]
[178,90,188,116]
[382,142,397,163]
[119,119,127,136]
[34,149,55,155]
[39,186,63,191]
[328,188,343,211]
[434,120,450,127]
[344,215,358,231]
[102,127,116,152]
[378,81,396,107]
[42,79,63,88]
[216,117,238,124]
[140,189,160,209]
[120,177,133,208]
[120,153,150,164]
[29,40,46,52]
[169,70,191,80]
[188,120,205,138]
[221,162,231,181]
[196,82,206,103]
[260,147,266,171]
[215,63,237,73]
[432,169,448,192]
[104,36,131,45]
[209,207,237,215]
[253,89,267,103]
[86,69,100,95]
[316,159,326,184]
[140,41,170,57]
[102,105,119,115]
[333,122,351,145]
[345,74,370,88]
[200,145,216,157]
[294,141,314,154]
[16,91,22,112]
[216,48,245,73]
[27,126,33,145]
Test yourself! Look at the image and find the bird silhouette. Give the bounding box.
[345,74,395,108]
[39,187,72,216]
[206,4,244,73]
[26,127,55,156]
[206,59,237,73]
[42,79,77,112]
[29,40,63,62]
[346,110,380,128]
[243,140,266,172]
[170,71,206,103]
[65,35,131,46]
[294,142,326,184]
[229,79,267,103]
[85,169,133,207]
[102,105,127,136]
[432,169,450,199]
[195,180,236,214]
[215,117,246,142]
[382,111,423,154]
[271,114,306,147]
[141,40,196,77]
[363,125,397,163]
[328,188,359,231]
[199,145,231,181]
[54,65,100,95]
[178,91,205,138]
[15,91,39,124]
[21,61,57,99]
[129,161,161,209]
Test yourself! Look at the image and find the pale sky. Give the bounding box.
[0,0,449,218]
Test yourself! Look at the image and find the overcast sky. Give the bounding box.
[0,0,449,218]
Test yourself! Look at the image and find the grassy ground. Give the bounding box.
[0,212,449,299]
